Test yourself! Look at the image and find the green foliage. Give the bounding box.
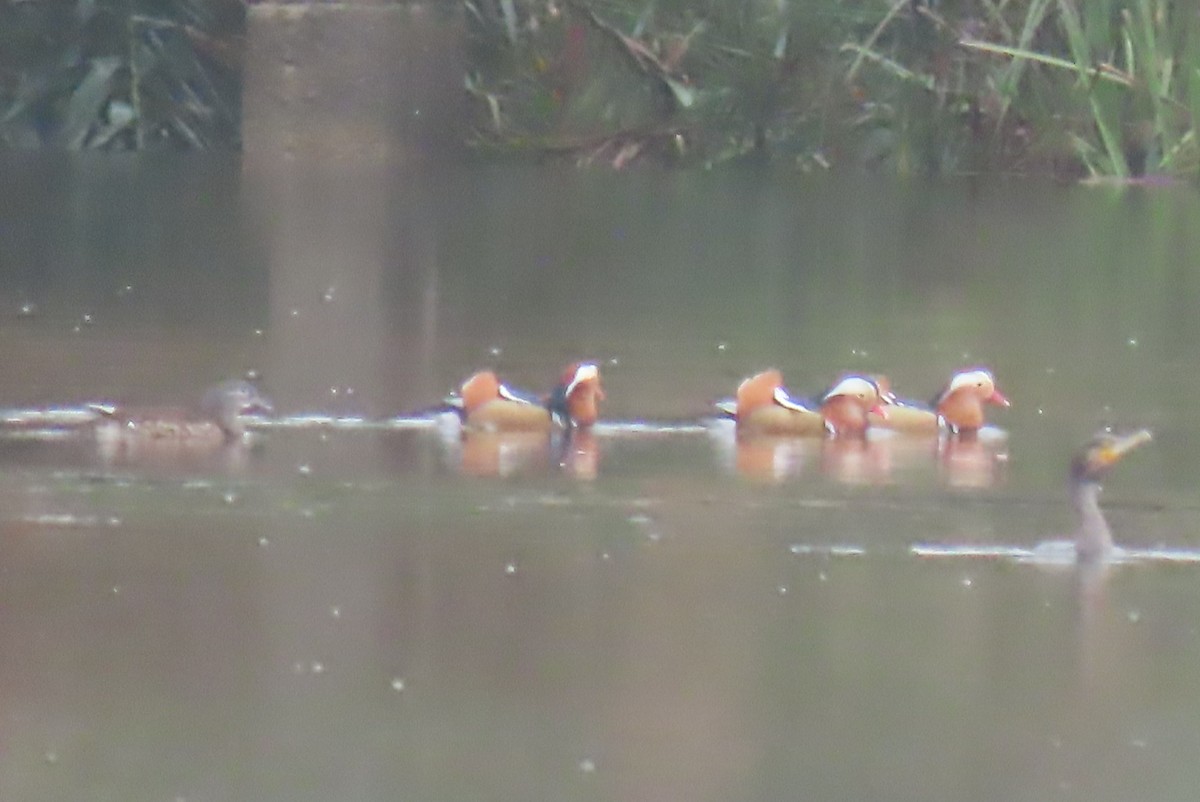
[0,0,243,149]
[466,0,1200,177]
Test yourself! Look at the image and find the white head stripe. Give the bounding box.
[565,363,599,397]
[824,376,876,400]
[947,370,993,394]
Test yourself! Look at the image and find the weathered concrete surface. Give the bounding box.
[243,3,464,163]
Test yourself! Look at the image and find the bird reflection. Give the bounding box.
[454,430,553,477]
[723,430,1007,487]
[936,434,1008,489]
[819,438,890,485]
[445,428,601,479]
[732,436,814,483]
[558,429,601,481]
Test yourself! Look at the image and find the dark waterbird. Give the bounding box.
[912,428,1160,566]
[1070,429,1153,563]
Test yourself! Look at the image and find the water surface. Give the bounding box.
[1,158,1199,801]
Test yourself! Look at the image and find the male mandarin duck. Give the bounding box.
[870,368,1009,435]
[449,362,603,433]
[719,369,886,437]
[89,380,274,451]
[818,374,889,436]
[548,362,605,428]
[930,368,1010,434]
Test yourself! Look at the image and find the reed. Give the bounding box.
[0,0,242,150]
[467,0,1200,177]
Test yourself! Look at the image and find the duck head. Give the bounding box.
[1071,429,1152,484]
[201,380,274,440]
[548,362,604,428]
[934,368,1010,433]
[820,375,887,435]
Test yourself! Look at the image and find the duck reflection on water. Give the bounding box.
[718,429,1007,486]
[439,426,601,479]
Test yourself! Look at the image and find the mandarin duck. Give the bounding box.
[448,363,603,433]
[718,370,886,437]
[89,380,273,450]
[870,369,1009,435]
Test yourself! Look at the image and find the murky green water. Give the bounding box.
[1,157,1200,801]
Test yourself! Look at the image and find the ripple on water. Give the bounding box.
[911,541,1200,567]
[787,543,866,557]
[253,415,710,434]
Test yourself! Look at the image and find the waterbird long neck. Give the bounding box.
[1071,479,1112,563]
